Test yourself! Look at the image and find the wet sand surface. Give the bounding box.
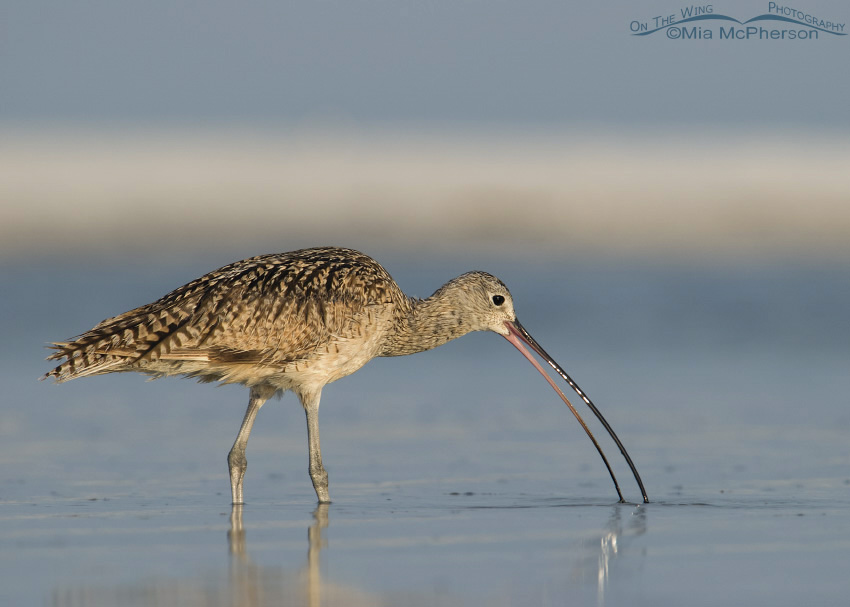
[2,258,849,606]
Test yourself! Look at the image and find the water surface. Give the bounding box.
[1,257,848,606]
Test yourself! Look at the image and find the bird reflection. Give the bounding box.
[227,503,330,607]
[571,505,647,607]
[51,501,646,606]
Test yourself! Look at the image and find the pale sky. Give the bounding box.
[2,1,848,129]
[3,1,848,261]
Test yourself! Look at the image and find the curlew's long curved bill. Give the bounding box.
[503,318,649,504]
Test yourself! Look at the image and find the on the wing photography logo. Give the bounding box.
[630,2,846,40]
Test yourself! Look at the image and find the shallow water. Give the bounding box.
[2,256,849,606]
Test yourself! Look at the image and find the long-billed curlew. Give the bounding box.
[45,246,647,504]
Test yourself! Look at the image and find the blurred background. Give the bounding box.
[2,0,848,264]
[2,2,849,606]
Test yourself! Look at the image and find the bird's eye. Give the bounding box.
[492,295,505,306]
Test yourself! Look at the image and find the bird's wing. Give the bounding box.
[45,248,402,382]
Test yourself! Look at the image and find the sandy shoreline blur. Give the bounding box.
[2,127,848,262]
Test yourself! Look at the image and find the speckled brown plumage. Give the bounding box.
[45,247,420,387]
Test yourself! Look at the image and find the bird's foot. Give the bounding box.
[310,466,330,503]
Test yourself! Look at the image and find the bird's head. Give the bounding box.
[436,271,516,335]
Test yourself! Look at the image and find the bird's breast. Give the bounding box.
[272,305,393,389]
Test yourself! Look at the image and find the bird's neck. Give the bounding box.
[381,295,472,357]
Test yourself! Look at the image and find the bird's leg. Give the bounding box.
[300,388,330,503]
[228,385,274,505]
